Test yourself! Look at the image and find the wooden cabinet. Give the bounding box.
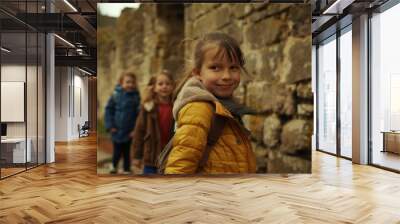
[382,132,400,154]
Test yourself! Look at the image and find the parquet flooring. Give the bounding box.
[1,167,26,178]
[0,134,400,223]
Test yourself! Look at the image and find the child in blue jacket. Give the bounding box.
[105,71,141,174]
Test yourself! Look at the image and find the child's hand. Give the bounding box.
[129,131,135,138]
[110,128,117,133]
[145,85,154,91]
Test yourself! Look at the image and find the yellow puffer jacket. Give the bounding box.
[165,77,257,174]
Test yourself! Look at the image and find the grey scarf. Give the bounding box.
[217,97,256,121]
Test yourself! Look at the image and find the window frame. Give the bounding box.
[315,21,353,161]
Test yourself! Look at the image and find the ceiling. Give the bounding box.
[311,0,390,43]
[0,0,99,75]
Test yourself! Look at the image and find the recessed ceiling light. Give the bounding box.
[323,0,355,15]
[77,67,93,76]
[63,0,78,12]
[54,34,75,48]
[1,47,11,53]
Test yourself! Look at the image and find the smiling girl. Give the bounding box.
[164,32,257,174]
[132,70,175,174]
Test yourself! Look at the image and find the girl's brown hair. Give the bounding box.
[142,70,175,104]
[173,32,247,101]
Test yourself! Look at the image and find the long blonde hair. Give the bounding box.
[173,32,248,101]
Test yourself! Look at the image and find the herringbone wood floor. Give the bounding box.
[1,135,400,224]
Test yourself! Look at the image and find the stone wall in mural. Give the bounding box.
[98,3,312,173]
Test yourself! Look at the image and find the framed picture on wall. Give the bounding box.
[1,81,25,122]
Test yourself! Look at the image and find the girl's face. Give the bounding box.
[121,76,136,92]
[154,74,174,100]
[194,47,241,98]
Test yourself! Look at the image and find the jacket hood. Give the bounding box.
[173,77,218,120]
[114,84,123,92]
[143,101,155,112]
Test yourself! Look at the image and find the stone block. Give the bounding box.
[266,4,291,15]
[289,5,311,38]
[231,4,253,19]
[263,114,282,148]
[296,81,313,99]
[214,6,232,29]
[249,9,271,23]
[297,104,313,116]
[222,22,243,44]
[192,6,231,38]
[258,44,283,83]
[280,119,312,154]
[185,5,194,21]
[246,81,296,115]
[245,18,284,49]
[288,4,310,22]
[252,3,268,10]
[280,36,311,84]
[192,4,216,20]
[250,3,290,24]
[244,51,261,77]
[267,149,311,173]
[242,115,266,142]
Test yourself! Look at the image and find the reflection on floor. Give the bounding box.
[373,150,400,171]
[340,146,352,159]
[0,167,25,178]
[0,163,42,178]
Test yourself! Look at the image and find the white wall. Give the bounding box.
[55,67,69,141]
[72,72,89,138]
[1,65,26,81]
[55,67,89,141]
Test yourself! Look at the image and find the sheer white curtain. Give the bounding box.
[318,36,337,154]
[340,29,352,158]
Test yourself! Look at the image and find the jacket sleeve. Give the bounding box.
[132,107,146,160]
[104,94,116,131]
[137,94,141,113]
[164,102,213,174]
[133,93,141,127]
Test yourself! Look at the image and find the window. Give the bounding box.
[370,2,400,171]
[339,26,352,158]
[316,24,353,159]
[0,1,47,179]
[317,35,337,154]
